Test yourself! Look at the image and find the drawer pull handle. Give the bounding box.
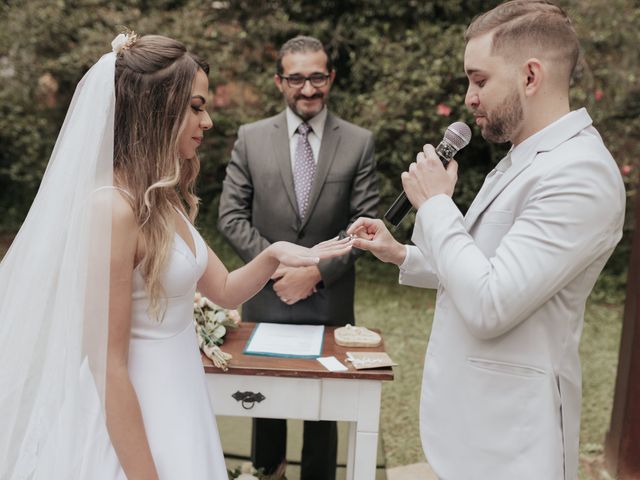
[232,390,266,410]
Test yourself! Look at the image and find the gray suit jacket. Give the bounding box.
[218,110,378,325]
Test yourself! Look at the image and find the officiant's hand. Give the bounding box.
[272,266,321,305]
[267,238,350,305]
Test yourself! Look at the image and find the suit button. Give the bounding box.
[297,230,305,240]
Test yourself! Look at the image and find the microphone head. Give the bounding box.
[444,122,472,151]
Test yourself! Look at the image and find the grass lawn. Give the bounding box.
[0,231,624,479]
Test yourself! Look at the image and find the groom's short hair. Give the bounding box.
[465,0,579,83]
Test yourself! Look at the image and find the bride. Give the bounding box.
[0,33,352,479]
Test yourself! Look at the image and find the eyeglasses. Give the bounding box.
[279,73,331,88]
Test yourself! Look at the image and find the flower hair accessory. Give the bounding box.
[111,31,138,54]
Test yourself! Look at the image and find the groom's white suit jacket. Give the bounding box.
[400,109,625,480]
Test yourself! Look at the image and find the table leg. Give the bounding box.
[345,381,382,479]
[352,431,379,479]
[346,421,357,480]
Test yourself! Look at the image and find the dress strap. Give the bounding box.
[174,206,193,225]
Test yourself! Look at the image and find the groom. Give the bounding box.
[349,1,625,479]
[218,36,378,479]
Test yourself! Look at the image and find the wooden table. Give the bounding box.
[203,322,394,480]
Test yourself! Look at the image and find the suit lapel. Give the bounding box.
[464,156,533,230]
[271,111,299,216]
[464,109,593,231]
[300,112,341,230]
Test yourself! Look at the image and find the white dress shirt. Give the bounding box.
[286,106,327,168]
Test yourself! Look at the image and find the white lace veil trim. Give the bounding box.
[0,52,117,478]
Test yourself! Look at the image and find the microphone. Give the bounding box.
[384,122,472,227]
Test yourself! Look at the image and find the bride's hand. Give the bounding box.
[269,237,353,268]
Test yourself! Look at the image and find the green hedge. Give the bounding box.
[1,0,637,292]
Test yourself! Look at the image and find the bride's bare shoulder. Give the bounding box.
[88,188,137,238]
[87,187,138,262]
[111,192,136,227]
[89,187,135,223]
[110,192,138,260]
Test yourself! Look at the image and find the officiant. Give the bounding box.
[217,35,379,480]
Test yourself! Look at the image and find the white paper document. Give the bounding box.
[244,323,325,358]
[318,356,348,372]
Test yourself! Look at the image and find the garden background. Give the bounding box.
[1,1,639,479]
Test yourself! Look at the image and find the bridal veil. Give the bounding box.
[0,52,117,478]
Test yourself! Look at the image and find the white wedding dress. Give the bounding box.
[16,210,229,480]
[1,52,227,479]
[124,211,228,478]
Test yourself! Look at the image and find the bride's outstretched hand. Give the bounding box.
[269,237,353,268]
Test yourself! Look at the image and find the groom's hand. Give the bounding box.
[402,144,458,209]
[347,218,406,266]
[272,265,321,305]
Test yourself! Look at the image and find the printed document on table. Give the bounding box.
[244,323,324,358]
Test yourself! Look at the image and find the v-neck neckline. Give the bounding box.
[174,210,197,260]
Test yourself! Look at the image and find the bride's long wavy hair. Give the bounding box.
[113,34,209,318]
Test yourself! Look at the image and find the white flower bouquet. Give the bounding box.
[193,292,240,371]
[228,461,287,479]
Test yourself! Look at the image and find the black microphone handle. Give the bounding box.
[383,149,451,227]
[384,192,413,227]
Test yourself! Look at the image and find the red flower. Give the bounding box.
[437,103,452,116]
[594,89,604,102]
[621,165,632,176]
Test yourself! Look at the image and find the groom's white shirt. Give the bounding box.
[400,108,625,480]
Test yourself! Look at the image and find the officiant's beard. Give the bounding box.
[288,92,326,121]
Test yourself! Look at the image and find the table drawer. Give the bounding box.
[206,374,321,420]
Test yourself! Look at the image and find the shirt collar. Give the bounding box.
[286,106,327,141]
[509,108,592,167]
